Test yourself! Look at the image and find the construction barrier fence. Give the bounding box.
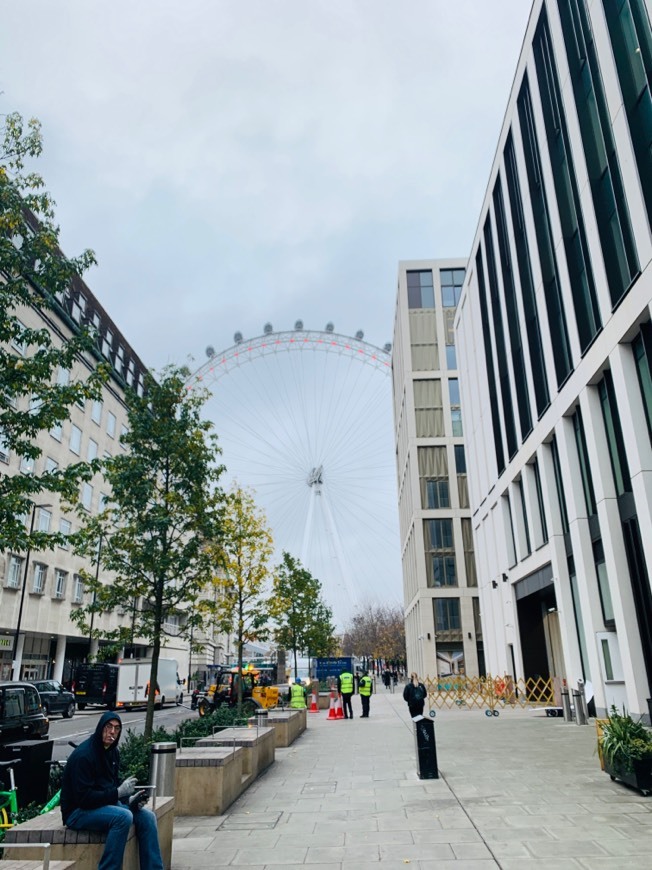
[423,674,557,715]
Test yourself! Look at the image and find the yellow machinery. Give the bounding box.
[197,665,279,717]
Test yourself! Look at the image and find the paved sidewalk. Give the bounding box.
[171,687,652,869]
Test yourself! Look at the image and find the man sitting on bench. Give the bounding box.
[60,711,163,870]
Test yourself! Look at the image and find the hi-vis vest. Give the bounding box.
[359,675,372,696]
[290,682,306,708]
[339,672,353,693]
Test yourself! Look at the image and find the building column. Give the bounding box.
[52,635,66,683]
[12,633,25,681]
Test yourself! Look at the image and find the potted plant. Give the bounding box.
[600,706,652,795]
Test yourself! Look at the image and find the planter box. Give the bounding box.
[604,757,652,796]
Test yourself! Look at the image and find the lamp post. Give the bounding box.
[12,502,51,681]
[87,533,103,660]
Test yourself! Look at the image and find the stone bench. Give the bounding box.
[0,863,75,869]
[196,725,275,783]
[248,708,306,747]
[174,746,245,816]
[2,796,174,870]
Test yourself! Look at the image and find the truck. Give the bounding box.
[72,658,182,710]
[197,665,279,717]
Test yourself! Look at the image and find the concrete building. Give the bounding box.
[392,260,481,679]
[1,270,229,686]
[455,0,652,720]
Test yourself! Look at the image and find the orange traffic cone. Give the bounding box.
[327,690,337,720]
[335,694,344,719]
[309,691,319,714]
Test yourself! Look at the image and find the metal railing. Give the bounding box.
[1,841,51,869]
[424,674,555,715]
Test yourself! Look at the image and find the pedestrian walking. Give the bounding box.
[337,669,354,719]
[359,670,373,717]
[403,672,427,718]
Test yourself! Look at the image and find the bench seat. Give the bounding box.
[174,746,244,816]
[2,796,174,870]
[248,708,306,747]
[196,725,275,780]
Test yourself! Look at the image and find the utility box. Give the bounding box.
[414,717,438,780]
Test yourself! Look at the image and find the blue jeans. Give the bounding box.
[66,803,163,870]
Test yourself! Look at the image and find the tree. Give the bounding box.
[72,366,225,739]
[341,603,406,666]
[270,551,337,679]
[1,111,106,552]
[211,485,274,711]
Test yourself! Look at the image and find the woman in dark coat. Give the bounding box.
[403,671,427,717]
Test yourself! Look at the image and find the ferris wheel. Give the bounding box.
[187,322,401,628]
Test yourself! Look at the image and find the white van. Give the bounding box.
[116,658,182,709]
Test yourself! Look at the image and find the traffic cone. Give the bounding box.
[327,690,337,720]
[335,694,344,719]
[309,691,319,713]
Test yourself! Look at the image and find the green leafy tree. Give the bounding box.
[1,112,106,552]
[72,366,225,739]
[270,552,337,679]
[212,485,274,711]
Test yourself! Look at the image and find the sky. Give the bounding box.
[1,1,532,624]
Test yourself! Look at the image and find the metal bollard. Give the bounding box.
[572,690,587,725]
[255,708,269,729]
[561,688,572,722]
[149,742,177,797]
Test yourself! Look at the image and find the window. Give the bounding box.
[418,447,449,509]
[72,574,84,603]
[454,445,466,474]
[409,309,438,371]
[59,518,71,548]
[6,555,23,588]
[424,519,457,587]
[107,412,116,438]
[573,407,596,516]
[69,424,82,455]
[0,429,9,463]
[532,458,549,544]
[440,268,465,308]
[517,479,531,557]
[476,247,505,474]
[599,371,632,496]
[633,322,652,445]
[455,445,469,508]
[50,422,62,442]
[601,0,652,228]
[87,439,98,461]
[557,0,639,307]
[550,435,569,534]
[11,320,27,355]
[461,518,477,587]
[407,270,435,309]
[120,425,128,446]
[38,508,51,533]
[45,456,58,473]
[445,345,457,370]
[594,539,615,627]
[57,368,70,386]
[601,639,614,681]
[433,598,461,631]
[91,399,103,425]
[81,482,93,511]
[449,379,463,436]
[413,380,444,437]
[19,455,34,474]
[32,563,47,594]
[54,569,67,599]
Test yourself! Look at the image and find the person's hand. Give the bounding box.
[117,776,138,799]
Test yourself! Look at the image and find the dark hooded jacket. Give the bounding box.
[60,711,123,824]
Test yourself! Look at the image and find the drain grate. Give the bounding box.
[218,812,282,831]
[301,781,337,794]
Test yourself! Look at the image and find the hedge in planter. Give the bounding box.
[600,706,652,796]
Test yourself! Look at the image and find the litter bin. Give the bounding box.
[149,742,176,797]
[0,739,53,807]
[413,717,438,779]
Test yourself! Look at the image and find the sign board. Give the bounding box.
[315,656,353,681]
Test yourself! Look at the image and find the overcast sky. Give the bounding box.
[1,1,532,621]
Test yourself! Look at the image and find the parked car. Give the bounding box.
[0,681,49,742]
[29,679,76,718]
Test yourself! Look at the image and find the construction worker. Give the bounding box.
[288,678,307,709]
[359,670,373,718]
[337,669,354,719]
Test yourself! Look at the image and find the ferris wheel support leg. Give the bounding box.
[320,486,358,612]
[301,484,317,566]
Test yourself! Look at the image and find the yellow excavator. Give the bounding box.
[197,665,279,717]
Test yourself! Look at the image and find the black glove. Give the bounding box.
[128,789,149,810]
